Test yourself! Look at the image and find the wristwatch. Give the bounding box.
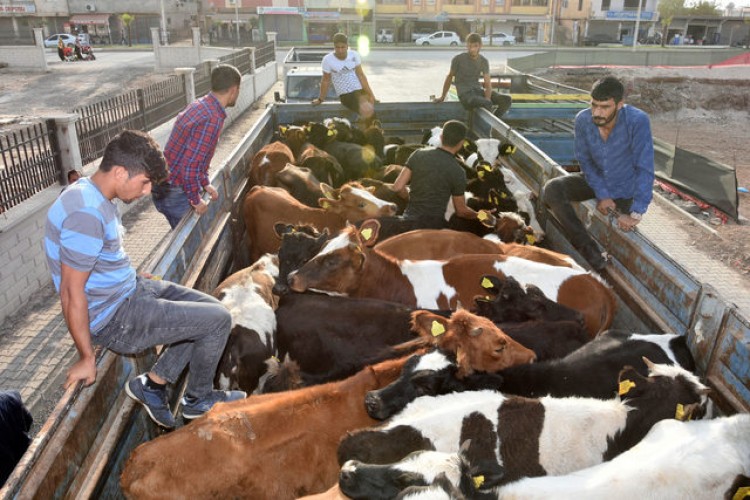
[629,212,642,221]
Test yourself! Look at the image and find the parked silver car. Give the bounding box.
[415,31,461,46]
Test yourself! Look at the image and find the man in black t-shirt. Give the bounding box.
[433,33,512,118]
[390,120,482,229]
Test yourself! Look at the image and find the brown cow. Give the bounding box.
[242,185,397,262]
[288,225,615,337]
[370,226,581,269]
[120,356,411,500]
[249,141,295,187]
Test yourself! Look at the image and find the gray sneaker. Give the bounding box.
[125,374,176,429]
[181,390,247,420]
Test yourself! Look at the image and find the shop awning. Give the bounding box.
[207,13,258,23]
[70,14,111,25]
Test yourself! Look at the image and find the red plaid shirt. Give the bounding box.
[163,93,226,205]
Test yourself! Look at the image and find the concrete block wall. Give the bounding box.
[0,29,47,70]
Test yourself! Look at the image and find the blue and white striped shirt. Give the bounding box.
[575,104,655,215]
[44,178,136,334]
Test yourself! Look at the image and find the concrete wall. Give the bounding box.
[0,29,48,70]
[0,59,278,327]
[508,47,749,72]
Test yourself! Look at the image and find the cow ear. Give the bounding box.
[410,311,449,342]
[616,366,647,399]
[479,275,501,295]
[319,183,337,199]
[359,219,381,247]
[273,223,294,238]
[318,197,341,210]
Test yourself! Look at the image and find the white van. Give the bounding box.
[377,29,394,43]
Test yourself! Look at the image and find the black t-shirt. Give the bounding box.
[404,147,467,219]
[450,52,489,97]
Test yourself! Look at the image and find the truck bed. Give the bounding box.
[3,100,747,499]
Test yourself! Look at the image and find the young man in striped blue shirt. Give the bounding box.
[44,130,244,429]
[542,76,655,272]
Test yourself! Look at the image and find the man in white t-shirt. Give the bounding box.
[312,33,377,126]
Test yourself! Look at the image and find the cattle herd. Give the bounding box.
[119,118,750,499]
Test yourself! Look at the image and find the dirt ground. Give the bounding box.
[2,59,749,274]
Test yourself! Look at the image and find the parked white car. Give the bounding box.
[481,32,516,46]
[44,33,77,48]
[377,29,394,43]
[415,31,461,46]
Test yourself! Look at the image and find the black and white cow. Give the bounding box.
[476,413,750,500]
[365,330,697,420]
[340,360,709,491]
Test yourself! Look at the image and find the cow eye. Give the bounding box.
[495,345,506,353]
[358,202,366,208]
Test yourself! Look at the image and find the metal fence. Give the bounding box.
[0,120,61,212]
[2,42,275,206]
[253,41,275,68]
[218,48,253,75]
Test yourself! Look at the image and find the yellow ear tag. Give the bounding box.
[732,486,750,500]
[431,321,446,337]
[500,192,507,198]
[477,170,485,179]
[463,140,470,148]
[327,129,335,137]
[477,211,488,222]
[526,234,536,245]
[272,355,280,363]
[481,277,494,289]
[473,475,485,489]
[361,228,373,241]
[675,403,689,421]
[618,379,636,396]
[321,200,330,209]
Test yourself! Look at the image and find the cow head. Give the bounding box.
[288,224,368,296]
[411,309,536,378]
[306,121,337,148]
[318,182,398,220]
[273,223,330,295]
[473,275,584,325]
[493,211,535,244]
[279,125,307,159]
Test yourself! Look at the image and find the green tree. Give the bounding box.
[392,17,404,42]
[685,1,721,15]
[658,0,685,46]
[120,13,135,47]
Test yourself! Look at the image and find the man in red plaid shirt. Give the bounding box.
[153,64,242,228]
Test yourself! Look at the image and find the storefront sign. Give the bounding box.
[0,3,36,14]
[257,6,302,15]
[606,10,654,20]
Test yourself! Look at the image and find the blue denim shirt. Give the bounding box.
[575,104,655,214]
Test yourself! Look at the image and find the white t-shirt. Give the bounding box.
[321,49,363,95]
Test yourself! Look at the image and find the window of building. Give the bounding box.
[601,0,611,10]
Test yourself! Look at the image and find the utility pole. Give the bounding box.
[160,0,168,45]
[633,0,643,51]
[231,0,241,46]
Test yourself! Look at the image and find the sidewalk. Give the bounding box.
[0,86,278,434]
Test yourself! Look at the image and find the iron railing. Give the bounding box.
[253,41,275,68]
[0,120,61,212]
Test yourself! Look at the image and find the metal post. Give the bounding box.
[160,0,168,45]
[235,0,241,46]
[632,0,643,51]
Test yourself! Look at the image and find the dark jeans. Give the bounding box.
[94,277,231,398]
[542,173,632,249]
[458,89,512,115]
[152,183,190,229]
[339,90,367,114]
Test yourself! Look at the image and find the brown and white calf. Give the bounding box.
[287,224,615,337]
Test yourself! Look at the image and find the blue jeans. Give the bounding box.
[542,173,632,249]
[152,184,190,229]
[94,277,231,398]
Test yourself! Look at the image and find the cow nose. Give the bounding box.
[272,281,288,295]
[364,392,383,418]
[386,203,397,216]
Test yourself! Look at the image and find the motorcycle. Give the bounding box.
[62,44,96,62]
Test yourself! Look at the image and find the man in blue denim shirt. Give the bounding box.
[543,76,654,271]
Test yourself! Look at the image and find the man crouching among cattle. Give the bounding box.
[44,130,245,430]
